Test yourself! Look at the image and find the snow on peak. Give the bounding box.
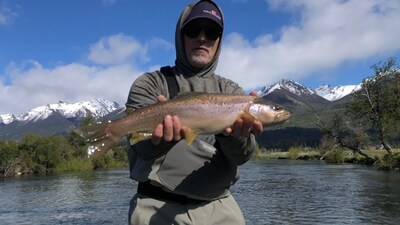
[2,98,120,124]
[315,84,361,101]
[0,114,16,125]
[258,78,361,101]
[260,78,315,97]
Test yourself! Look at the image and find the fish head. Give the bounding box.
[248,99,291,126]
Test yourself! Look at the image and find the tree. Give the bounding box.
[66,131,87,158]
[18,133,74,173]
[67,115,96,158]
[317,112,372,161]
[346,57,400,154]
[0,140,20,177]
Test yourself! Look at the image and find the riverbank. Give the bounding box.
[0,154,128,178]
[2,145,399,178]
[0,133,129,178]
[253,147,400,171]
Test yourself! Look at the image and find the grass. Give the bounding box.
[361,149,390,158]
[53,158,93,172]
[253,151,289,160]
[287,147,321,160]
[253,146,400,171]
[253,146,321,160]
[373,151,400,170]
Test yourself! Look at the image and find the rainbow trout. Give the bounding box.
[74,93,291,160]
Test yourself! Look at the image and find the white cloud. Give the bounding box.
[0,0,19,26]
[0,14,6,25]
[0,32,175,115]
[88,33,147,65]
[0,60,143,115]
[0,33,158,115]
[218,0,400,89]
[101,0,121,7]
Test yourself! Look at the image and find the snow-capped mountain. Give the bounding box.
[0,98,122,140]
[259,78,316,97]
[315,84,361,101]
[1,98,120,125]
[0,114,16,125]
[257,78,362,117]
[260,78,360,101]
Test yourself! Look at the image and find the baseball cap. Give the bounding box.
[182,1,223,29]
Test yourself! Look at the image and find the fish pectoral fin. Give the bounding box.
[183,128,199,145]
[241,111,256,122]
[130,132,152,145]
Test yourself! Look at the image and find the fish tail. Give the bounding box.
[74,122,120,160]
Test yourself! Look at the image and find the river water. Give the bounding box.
[1,160,399,225]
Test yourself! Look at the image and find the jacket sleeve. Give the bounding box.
[215,135,256,165]
[214,76,257,165]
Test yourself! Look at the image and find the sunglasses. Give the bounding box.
[183,25,222,41]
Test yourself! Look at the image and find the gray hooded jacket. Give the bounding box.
[126,0,256,200]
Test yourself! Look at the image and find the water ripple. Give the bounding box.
[1,161,400,225]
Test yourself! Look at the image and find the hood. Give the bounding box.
[174,0,224,77]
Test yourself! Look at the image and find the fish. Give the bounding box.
[74,92,291,160]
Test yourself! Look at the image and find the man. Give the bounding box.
[126,0,263,224]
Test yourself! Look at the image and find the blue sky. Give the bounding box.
[1,0,400,115]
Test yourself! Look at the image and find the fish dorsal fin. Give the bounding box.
[171,92,208,100]
[242,111,256,122]
[253,98,277,106]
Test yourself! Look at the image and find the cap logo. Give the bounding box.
[203,9,221,21]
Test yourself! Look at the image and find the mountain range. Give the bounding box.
[0,79,361,140]
[0,99,120,139]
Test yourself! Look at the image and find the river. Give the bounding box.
[1,160,399,225]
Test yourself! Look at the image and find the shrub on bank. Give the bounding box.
[0,133,129,177]
[253,146,321,160]
[252,146,400,172]
[288,147,321,160]
[287,147,302,160]
[374,152,400,170]
[54,158,93,172]
[252,147,288,160]
[323,149,346,163]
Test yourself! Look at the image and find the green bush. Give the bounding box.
[324,149,346,163]
[0,140,20,176]
[288,147,302,160]
[53,158,93,172]
[1,131,130,177]
[375,153,400,170]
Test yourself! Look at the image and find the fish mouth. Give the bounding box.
[276,111,292,122]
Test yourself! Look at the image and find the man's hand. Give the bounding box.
[222,91,264,138]
[151,95,184,145]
